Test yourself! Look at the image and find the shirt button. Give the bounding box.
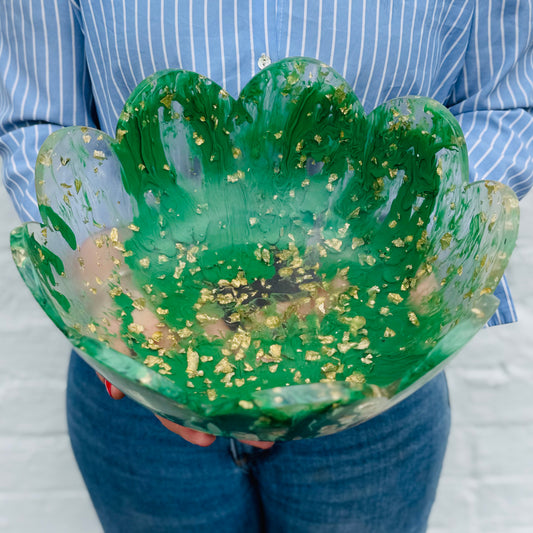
[257,53,272,69]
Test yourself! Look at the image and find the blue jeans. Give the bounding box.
[66,352,450,533]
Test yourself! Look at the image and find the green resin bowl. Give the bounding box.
[11,57,519,441]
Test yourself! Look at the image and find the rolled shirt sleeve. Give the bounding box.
[0,0,97,222]
[446,1,533,196]
[445,0,533,325]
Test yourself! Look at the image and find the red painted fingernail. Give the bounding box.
[104,379,114,397]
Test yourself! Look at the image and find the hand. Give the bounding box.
[96,373,274,449]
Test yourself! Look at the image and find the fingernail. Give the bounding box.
[104,379,114,397]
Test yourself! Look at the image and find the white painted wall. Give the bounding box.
[1,184,532,533]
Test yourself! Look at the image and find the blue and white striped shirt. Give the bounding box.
[1,0,532,326]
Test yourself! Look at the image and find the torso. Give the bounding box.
[74,0,474,133]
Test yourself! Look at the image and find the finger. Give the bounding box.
[154,415,216,447]
[96,372,125,400]
[238,439,275,449]
[104,379,125,400]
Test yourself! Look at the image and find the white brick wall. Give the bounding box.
[1,184,532,533]
[428,189,533,533]
[0,185,102,532]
